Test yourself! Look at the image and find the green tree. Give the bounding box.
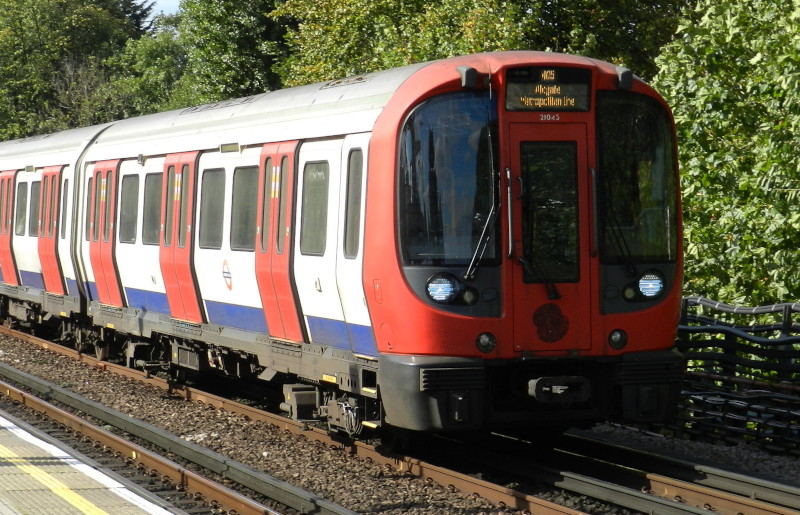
[654,0,800,305]
[0,0,152,138]
[106,14,191,116]
[176,0,285,103]
[271,0,688,87]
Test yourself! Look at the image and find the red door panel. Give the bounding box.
[0,171,18,286]
[38,166,65,294]
[509,123,591,353]
[255,141,303,342]
[159,152,204,323]
[88,161,125,306]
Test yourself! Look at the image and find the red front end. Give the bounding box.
[365,52,683,432]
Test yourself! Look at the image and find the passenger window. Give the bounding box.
[231,166,259,251]
[61,179,69,239]
[119,175,139,244]
[48,176,57,238]
[260,157,272,253]
[343,149,363,259]
[198,169,225,249]
[164,166,175,246]
[40,176,49,237]
[103,171,113,243]
[299,161,329,256]
[142,173,162,245]
[0,180,5,234]
[84,178,92,241]
[5,180,13,235]
[178,164,190,248]
[15,183,27,236]
[92,174,102,242]
[28,181,40,237]
[276,156,289,254]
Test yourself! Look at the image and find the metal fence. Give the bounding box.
[664,297,800,453]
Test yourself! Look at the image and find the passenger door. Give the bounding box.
[255,141,304,342]
[509,123,591,352]
[88,160,124,306]
[0,171,18,285]
[38,166,65,294]
[160,152,204,323]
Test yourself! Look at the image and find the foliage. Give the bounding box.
[176,0,285,103]
[271,0,688,86]
[654,0,800,305]
[0,0,153,138]
[106,14,191,116]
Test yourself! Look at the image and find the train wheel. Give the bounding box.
[95,343,109,361]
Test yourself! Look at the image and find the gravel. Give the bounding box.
[0,334,796,514]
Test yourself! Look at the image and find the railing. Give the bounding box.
[678,296,800,382]
[665,297,800,453]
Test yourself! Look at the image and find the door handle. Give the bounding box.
[315,278,322,292]
[506,168,514,258]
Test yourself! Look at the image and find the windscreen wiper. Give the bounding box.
[519,255,561,300]
[463,107,498,281]
[464,204,497,280]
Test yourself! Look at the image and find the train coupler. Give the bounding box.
[528,376,591,403]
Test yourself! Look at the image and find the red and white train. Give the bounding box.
[0,51,683,434]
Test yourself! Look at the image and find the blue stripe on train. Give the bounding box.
[306,315,378,356]
[125,287,171,314]
[204,299,268,334]
[19,270,44,290]
[76,285,379,356]
[66,278,78,297]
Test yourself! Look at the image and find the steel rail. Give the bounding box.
[0,361,355,515]
[0,376,282,515]
[0,325,586,515]
[566,429,800,514]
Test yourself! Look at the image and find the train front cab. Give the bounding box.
[370,53,684,433]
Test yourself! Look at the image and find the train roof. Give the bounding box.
[0,61,429,168]
[0,51,644,169]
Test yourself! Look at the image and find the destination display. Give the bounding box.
[506,67,591,112]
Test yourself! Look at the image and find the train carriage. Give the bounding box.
[0,51,684,435]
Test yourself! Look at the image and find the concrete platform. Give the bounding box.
[0,409,183,514]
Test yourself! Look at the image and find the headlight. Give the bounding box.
[638,272,664,298]
[608,329,628,349]
[475,332,497,353]
[426,273,461,303]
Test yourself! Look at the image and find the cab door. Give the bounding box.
[509,123,591,352]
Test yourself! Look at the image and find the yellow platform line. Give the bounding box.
[0,442,109,515]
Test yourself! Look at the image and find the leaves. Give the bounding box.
[271,0,685,86]
[655,0,800,304]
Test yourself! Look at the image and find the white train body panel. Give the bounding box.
[115,158,168,313]
[193,147,264,331]
[12,168,43,286]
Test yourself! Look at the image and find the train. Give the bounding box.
[0,51,684,435]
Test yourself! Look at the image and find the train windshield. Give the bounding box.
[398,91,499,266]
[596,92,678,264]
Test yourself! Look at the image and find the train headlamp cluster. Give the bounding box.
[622,270,665,301]
[425,273,479,306]
[638,272,664,298]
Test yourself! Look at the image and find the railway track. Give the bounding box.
[0,365,351,515]
[0,324,796,514]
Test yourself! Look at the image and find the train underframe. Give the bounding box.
[0,292,683,436]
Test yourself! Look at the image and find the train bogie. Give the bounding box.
[0,51,684,435]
